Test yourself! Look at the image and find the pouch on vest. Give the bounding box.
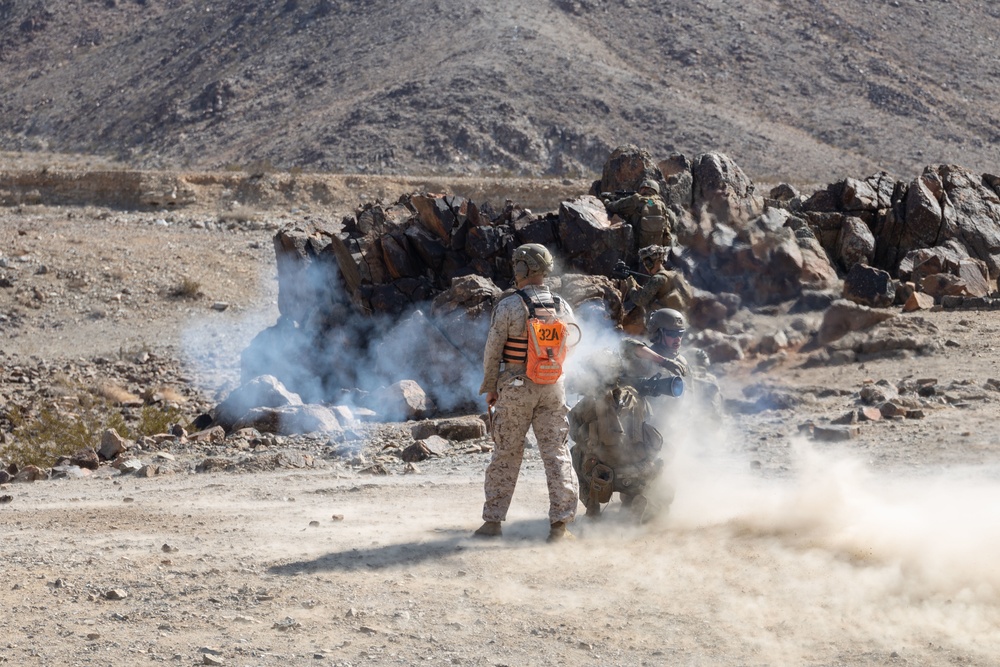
[516,290,577,385]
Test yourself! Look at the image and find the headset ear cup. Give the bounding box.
[514,260,528,280]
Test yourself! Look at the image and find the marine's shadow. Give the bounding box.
[266,518,554,575]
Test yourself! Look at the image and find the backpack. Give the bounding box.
[515,289,578,385]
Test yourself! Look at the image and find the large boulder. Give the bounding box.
[836,216,876,270]
[215,375,304,431]
[876,165,1000,275]
[843,264,896,308]
[656,152,694,209]
[816,299,897,346]
[691,152,764,224]
[592,144,662,195]
[366,380,435,422]
[234,404,343,436]
[558,195,632,276]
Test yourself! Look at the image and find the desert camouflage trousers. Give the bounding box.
[482,375,578,524]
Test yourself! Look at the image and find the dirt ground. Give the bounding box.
[4,196,1000,666]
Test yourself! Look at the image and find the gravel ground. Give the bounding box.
[4,203,1000,666]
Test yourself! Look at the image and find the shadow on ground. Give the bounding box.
[267,518,557,575]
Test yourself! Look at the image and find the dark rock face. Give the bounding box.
[843,264,895,308]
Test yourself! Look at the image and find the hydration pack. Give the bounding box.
[515,289,577,385]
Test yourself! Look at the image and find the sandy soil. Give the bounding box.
[4,202,1000,666]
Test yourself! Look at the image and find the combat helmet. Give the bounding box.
[512,243,554,280]
[639,179,661,195]
[638,244,668,265]
[647,308,687,336]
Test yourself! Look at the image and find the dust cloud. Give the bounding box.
[558,414,1000,661]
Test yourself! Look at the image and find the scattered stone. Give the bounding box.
[831,411,858,425]
[272,617,301,631]
[0,495,12,504]
[858,407,883,422]
[190,426,227,443]
[880,402,907,418]
[104,589,128,600]
[51,464,91,479]
[13,465,48,482]
[410,416,487,441]
[816,299,896,346]
[811,425,861,441]
[114,459,144,474]
[903,291,935,312]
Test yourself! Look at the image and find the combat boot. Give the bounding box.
[547,520,575,543]
[473,521,502,538]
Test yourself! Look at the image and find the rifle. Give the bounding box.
[631,374,685,398]
[611,260,650,280]
[600,190,636,201]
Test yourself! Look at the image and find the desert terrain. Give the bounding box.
[3,168,1000,667]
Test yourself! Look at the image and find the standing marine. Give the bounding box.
[603,179,675,250]
[475,243,580,542]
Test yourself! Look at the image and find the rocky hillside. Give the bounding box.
[1,0,998,183]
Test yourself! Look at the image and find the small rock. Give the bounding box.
[104,589,128,600]
[13,465,48,482]
[858,407,883,422]
[99,429,128,460]
[811,425,860,442]
[880,402,907,418]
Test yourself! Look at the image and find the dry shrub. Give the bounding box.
[169,277,203,299]
[137,404,184,437]
[217,206,260,224]
[94,382,141,405]
[149,386,187,405]
[3,403,130,468]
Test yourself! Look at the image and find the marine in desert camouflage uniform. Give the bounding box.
[603,179,675,250]
[623,244,693,323]
[475,243,579,542]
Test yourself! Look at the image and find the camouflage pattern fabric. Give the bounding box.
[605,193,673,247]
[568,382,666,515]
[482,375,578,523]
[480,284,578,524]
[629,268,692,314]
[480,284,571,395]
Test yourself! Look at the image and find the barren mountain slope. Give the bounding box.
[1,0,998,182]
